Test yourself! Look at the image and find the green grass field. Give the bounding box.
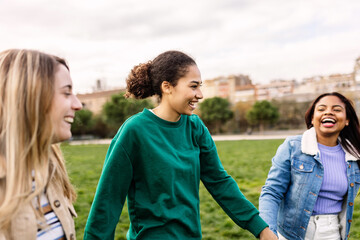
[61,139,360,240]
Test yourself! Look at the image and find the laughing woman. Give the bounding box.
[0,49,82,239]
[259,92,360,240]
[84,50,276,240]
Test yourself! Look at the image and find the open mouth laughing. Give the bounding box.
[321,118,336,127]
[189,101,198,110]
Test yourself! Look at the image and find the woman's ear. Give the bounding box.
[161,81,172,95]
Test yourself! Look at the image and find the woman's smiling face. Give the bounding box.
[312,95,349,139]
[167,65,203,117]
[50,64,82,143]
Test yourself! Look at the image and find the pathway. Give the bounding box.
[69,129,305,145]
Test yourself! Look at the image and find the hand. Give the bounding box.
[259,227,278,240]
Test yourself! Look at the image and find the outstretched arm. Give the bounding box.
[84,140,133,240]
[198,126,268,237]
[259,138,292,236]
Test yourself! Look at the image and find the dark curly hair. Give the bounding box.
[305,92,360,163]
[125,50,196,99]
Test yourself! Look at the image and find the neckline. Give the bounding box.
[143,108,185,128]
[317,142,342,152]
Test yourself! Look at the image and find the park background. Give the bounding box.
[1,0,360,239]
[67,81,360,239]
[63,139,360,240]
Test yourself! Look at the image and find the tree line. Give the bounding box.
[71,92,311,139]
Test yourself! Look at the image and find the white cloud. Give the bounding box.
[0,0,359,93]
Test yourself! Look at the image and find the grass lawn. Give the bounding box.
[61,139,360,240]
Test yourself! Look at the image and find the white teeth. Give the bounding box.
[189,102,197,108]
[64,117,74,123]
[322,118,335,123]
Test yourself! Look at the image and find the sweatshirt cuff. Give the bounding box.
[245,214,269,238]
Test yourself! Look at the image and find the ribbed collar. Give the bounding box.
[143,108,185,128]
[317,142,342,153]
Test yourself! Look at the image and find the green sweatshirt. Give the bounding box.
[84,109,268,240]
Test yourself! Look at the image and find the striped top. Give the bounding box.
[312,143,348,215]
[32,174,66,240]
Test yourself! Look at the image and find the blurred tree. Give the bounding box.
[271,100,309,130]
[90,115,112,138]
[199,97,233,134]
[233,101,254,133]
[103,93,154,135]
[71,109,95,136]
[246,100,279,133]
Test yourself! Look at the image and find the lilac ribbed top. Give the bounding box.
[312,143,348,215]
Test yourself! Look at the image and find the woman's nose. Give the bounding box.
[196,89,203,99]
[72,95,83,111]
[324,110,334,115]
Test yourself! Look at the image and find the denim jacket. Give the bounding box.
[259,127,360,240]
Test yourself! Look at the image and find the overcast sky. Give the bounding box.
[1,0,360,93]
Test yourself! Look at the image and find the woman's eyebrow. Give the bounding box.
[60,84,72,90]
[332,105,344,108]
[317,104,344,108]
[190,80,202,84]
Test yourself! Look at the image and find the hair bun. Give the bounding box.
[125,61,154,99]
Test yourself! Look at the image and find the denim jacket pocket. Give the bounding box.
[291,159,316,186]
[291,159,315,173]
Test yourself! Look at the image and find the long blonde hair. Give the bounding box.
[0,49,76,229]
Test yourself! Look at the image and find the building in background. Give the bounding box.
[295,73,354,95]
[77,88,125,115]
[77,56,360,114]
[354,57,360,86]
[255,79,295,101]
[202,74,255,103]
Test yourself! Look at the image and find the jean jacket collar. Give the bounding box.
[301,127,358,161]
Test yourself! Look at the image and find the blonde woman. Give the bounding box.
[0,49,82,239]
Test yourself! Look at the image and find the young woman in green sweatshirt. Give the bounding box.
[84,50,276,240]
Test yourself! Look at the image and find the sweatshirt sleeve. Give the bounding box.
[198,121,268,238]
[259,138,292,236]
[84,135,133,240]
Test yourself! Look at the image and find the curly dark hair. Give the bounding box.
[125,50,196,99]
[305,92,360,162]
